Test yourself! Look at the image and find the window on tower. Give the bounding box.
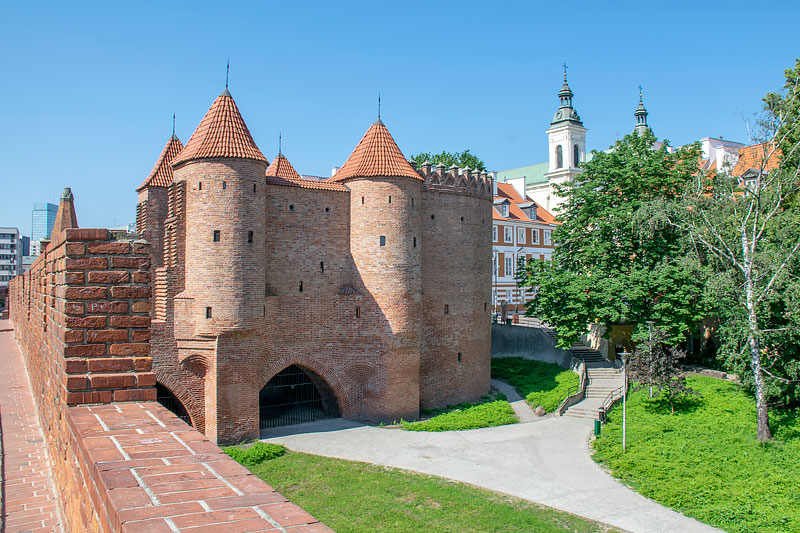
[573,144,580,167]
[555,145,563,169]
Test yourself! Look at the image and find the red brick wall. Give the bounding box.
[8,228,156,531]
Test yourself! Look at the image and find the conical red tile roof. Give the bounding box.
[171,89,266,167]
[137,135,184,191]
[266,153,301,180]
[330,119,422,182]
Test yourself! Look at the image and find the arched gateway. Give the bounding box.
[156,382,192,426]
[259,365,340,429]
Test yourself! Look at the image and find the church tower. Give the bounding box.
[633,89,651,136]
[543,69,587,212]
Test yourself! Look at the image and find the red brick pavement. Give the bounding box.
[1,321,64,532]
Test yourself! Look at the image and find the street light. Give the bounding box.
[646,320,655,398]
[620,351,632,451]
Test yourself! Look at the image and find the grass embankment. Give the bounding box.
[491,357,579,412]
[401,392,517,432]
[593,376,800,533]
[242,450,616,532]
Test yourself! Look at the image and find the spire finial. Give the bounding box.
[378,93,381,119]
[562,62,568,79]
[278,132,282,156]
[172,111,176,136]
[225,59,229,89]
[638,84,643,101]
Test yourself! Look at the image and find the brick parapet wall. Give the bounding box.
[10,228,156,406]
[66,402,329,532]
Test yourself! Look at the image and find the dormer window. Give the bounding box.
[501,204,509,217]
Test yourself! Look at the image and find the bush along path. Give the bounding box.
[593,376,800,532]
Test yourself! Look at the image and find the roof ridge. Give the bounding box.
[172,91,266,167]
[330,120,421,182]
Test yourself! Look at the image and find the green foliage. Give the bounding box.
[518,130,707,348]
[593,376,800,532]
[764,58,800,173]
[410,150,486,172]
[491,358,579,412]
[249,451,616,532]
[223,442,286,466]
[401,400,517,432]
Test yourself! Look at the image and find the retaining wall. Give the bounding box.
[490,323,572,368]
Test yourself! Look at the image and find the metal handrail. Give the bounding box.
[598,384,625,421]
[556,357,588,415]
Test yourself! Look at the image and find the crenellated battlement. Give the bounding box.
[412,160,494,197]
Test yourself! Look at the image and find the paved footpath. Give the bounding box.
[0,321,64,532]
[264,416,720,533]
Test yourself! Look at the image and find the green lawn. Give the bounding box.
[592,376,800,533]
[491,357,579,412]
[247,451,616,532]
[401,399,517,431]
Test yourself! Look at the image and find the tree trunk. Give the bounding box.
[745,270,772,441]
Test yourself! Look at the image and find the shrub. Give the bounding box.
[401,400,517,432]
[223,442,287,466]
[491,358,579,412]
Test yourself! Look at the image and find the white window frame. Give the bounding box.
[501,204,509,217]
[531,229,539,245]
[505,256,513,277]
[543,230,552,245]
[504,227,513,244]
[493,225,498,242]
[492,255,498,276]
[518,228,525,244]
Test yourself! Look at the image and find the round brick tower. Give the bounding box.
[330,118,423,421]
[171,88,267,335]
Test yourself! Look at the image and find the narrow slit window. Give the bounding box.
[205,307,212,319]
[253,183,256,192]
[248,231,253,243]
[413,237,417,248]
[444,304,449,315]
[458,352,462,362]
[361,196,365,204]
[213,230,220,242]
[431,214,435,220]
[411,197,414,206]
[289,204,295,211]
[388,196,392,204]
[320,261,324,273]
[379,236,386,246]
[355,306,361,318]
[222,181,227,190]
[299,281,303,292]
[325,206,330,212]
[460,216,464,222]
[199,182,202,190]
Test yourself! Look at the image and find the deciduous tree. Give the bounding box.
[410,150,486,172]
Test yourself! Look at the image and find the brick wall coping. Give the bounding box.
[69,402,330,532]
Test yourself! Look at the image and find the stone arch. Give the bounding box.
[256,354,353,417]
[154,368,205,432]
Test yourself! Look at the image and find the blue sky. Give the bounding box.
[2,1,798,237]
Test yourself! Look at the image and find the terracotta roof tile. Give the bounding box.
[330,119,421,182]
[172,90,266,167]
[733,142,782,176]
[137,135,184,191]
[265,153,301,180]
[265,174,348,192]
[495,182,557,224]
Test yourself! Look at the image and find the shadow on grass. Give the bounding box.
[771,408,800,442]
[641,394,705,415]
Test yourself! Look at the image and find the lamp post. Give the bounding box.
[620,351,632,451]
[646,320,655,398]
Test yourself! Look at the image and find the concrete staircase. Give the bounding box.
[563,362,623,420]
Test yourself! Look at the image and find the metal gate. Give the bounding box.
[156,383,192,426]
[259,365,339,429]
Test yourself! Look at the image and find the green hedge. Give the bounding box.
[222,442,287,466]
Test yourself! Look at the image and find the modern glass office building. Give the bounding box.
[31,202,58,255]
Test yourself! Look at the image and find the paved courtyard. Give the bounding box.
[264,415,719,533]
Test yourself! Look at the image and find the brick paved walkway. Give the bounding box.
[0,321,64,532]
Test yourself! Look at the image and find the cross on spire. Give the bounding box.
[637,84,643,94]
[562,62,568,78]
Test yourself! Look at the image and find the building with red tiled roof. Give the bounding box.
[491,182,558,317]
[732,142,782,177]
[136,88,494,445]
